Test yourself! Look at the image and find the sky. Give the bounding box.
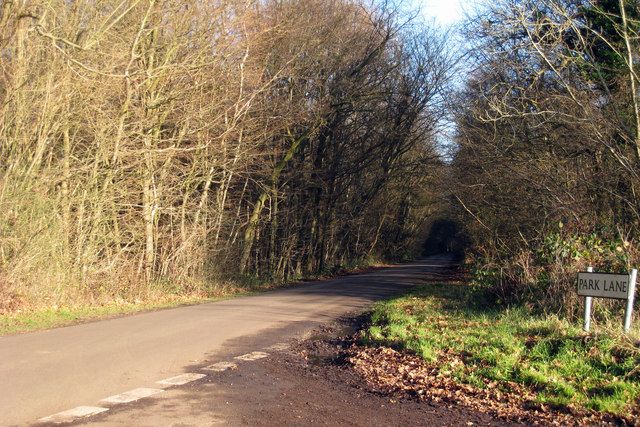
[415,0,472,156]
[419,0,466,25]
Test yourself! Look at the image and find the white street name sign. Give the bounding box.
[577,272,631,300]
[577,268,637,333]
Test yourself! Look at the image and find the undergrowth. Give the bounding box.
[469,227,637,318]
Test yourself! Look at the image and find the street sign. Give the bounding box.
[577,272,632,299]
[577,268,637,333]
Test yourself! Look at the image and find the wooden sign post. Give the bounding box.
[577,268,638,333]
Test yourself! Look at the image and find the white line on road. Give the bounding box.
[37,406,109,424]
[235,351,269,361]
[157,373,206,386]
[203,361,237,372]
[101,388,164,404]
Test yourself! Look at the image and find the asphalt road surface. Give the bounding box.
[0,256,454,426]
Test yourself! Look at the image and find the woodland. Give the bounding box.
[0,0,639,321]
[0,0,451,311]
[452,0,640,317]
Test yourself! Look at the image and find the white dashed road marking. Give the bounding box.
[37,347,272,423]
[235,351,269,361]
[265,342,289,351]
[157,373,206,386]
[37,406,109,424]
[204,361,237,372]
[101,388,164,404]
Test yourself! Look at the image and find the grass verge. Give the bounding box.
[0,296,223,336]
[1,258,388,336]
[362,283,640,416]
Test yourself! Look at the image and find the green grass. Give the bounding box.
[362,283,640,415]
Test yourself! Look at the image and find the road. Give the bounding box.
[0,256,454,426]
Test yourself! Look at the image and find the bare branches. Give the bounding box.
[0,0,449,312]
[450,0,640,313]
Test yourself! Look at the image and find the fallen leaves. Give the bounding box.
[348,344,636,426]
